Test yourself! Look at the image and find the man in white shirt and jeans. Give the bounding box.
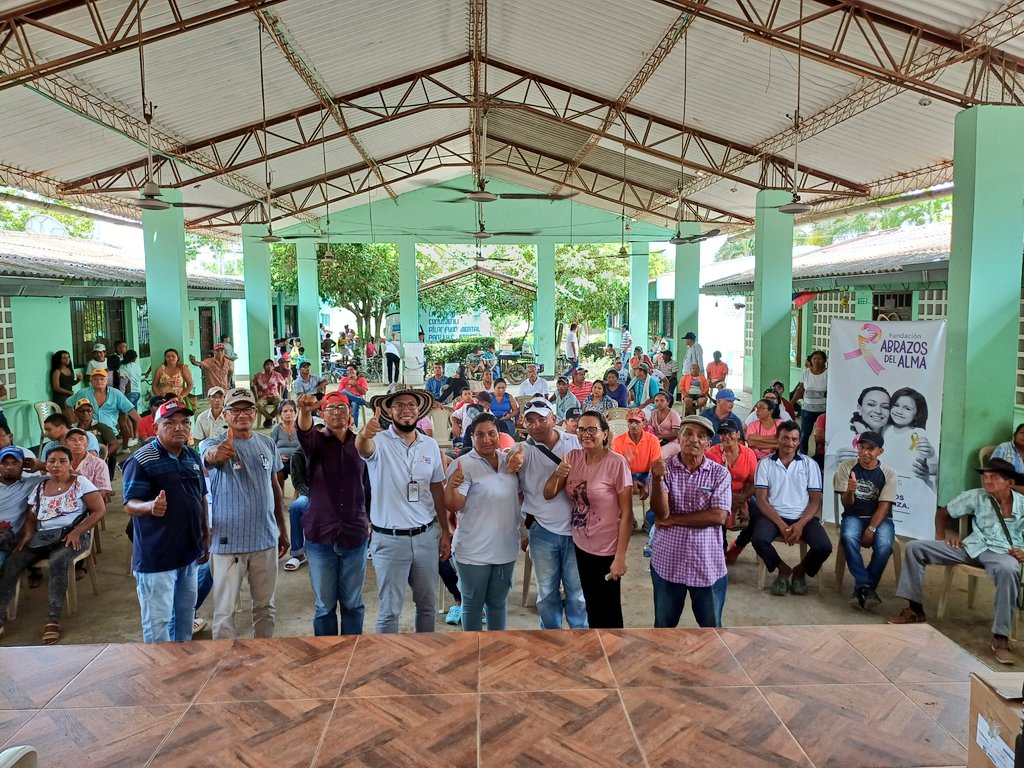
[565,323,579,374]
[619,324,633,365]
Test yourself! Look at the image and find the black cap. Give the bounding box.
[565,407,582,420]
[857,431,884,449]
[716,420,740,435]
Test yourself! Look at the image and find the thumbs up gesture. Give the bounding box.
[449,459,465,487]
[215,429,237,464]
[507,442,525,474]
[363,406,383,439]
[151,489,167,518]
[555,454,572,479]
[846,471,858,494]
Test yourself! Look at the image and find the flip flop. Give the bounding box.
[41,622,60,645]
[283,555,306,571]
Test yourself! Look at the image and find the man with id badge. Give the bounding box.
[356,389,450,633]
[200,388,289,640]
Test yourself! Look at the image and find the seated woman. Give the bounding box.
[271,400,300,488]
[0,445,105,644]
[628,346,653,373]
[993,423,1024,491]
[580,380,616,414]
[49,350,81,418]
[489,379,518,437]
[647,392,680,446]
[745,398,783,460]
[439,366,471,404]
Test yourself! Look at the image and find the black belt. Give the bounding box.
[371,522,432,537]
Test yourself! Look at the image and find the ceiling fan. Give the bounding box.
[463,243,514,264]
[669,226,721,245]
[131,12,222,212]
[459,204,538,239]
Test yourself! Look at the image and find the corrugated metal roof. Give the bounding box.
[703,221,952,290]
[0,231,243,291]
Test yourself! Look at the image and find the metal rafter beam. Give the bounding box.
[254,7,398,202]
[805,161,953,218]
[677,0,1024,201]
[0,0,285,90]
[551,4,704,195]
[468,0,485,181]
[651,0,1024,106]
[0,161,140,220]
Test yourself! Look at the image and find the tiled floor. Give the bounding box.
[0,624,980,767]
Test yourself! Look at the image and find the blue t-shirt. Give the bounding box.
[71,386,135,434]
[491,393,513,418]
[122,441,206,573]
[605,383,628,408]
[425,375,448,401]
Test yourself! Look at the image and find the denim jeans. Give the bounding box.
[289,495,309,556]
[528,523,588,630]
[195,560,212,612]
[370,524,440,633]
[799,408,823,455]
[650,563,726,628]
[453,559,515,631]
[305,539,368,636]
[127,391,142,409]
[341,393,366,426]
[840,515,895,589]
[135,562,198,643]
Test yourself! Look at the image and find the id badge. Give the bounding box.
[407,481,420,503]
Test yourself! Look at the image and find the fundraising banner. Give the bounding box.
[824,319,946,540]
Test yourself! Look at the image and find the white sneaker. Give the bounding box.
[127,438,139,447]
[192,617,208,634]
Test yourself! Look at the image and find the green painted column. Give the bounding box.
[241,223,274,379]
[535,240,556,375]
[295,242,322,375]
[629,243,650,355]
[673,222,701,360]
[274,292,286,340]
[141,188,188,362]
[398,239,418,381]
[752,189,795,397]
[939,106,1024,502]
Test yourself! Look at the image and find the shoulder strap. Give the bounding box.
[527,437,562,466]
[994,496,1016,547]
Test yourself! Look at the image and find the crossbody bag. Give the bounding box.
[27,483,88,552]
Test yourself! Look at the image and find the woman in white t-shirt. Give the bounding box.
[443,413,522,631]
[0,446,105,645]
[791,350,828,455]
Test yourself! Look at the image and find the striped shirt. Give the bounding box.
[199,432,282,554]
[651,455,731,587]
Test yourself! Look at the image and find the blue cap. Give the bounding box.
[716,388,737,401]
[0,445,25,462]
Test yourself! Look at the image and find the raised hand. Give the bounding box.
[507,442,525,474]
[151,489,167,518]
[449,459,465,487]
[555,454,571,479]
[215,429,237,464]
[363,406,383,439]
[297,394,319,413]
[846,472,858,494]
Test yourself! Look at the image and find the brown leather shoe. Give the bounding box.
[992,637,1015,665]
[886,607,926,624]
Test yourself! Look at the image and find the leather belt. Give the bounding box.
[371,522,432,537]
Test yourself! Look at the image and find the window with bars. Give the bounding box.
[136,300,150,358]
[917,289,948,321]
[218,301,232,342]
[0,297,15,400]
[811,291,856,355]
[648,301,660,337]
[70,299,125,369]
[743,293,754,357]
[663,301,674,340]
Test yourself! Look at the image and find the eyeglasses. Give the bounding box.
[226,406,255,415]
[578,426,605,436]
[390,403,419,411]
[323,405,350,413]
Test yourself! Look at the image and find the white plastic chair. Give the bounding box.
[0,746,37,768]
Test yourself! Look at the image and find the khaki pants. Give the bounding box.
[211,548,278,640]
[256,397,281,425]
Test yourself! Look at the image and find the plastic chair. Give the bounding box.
[431,407,453,448]
[755,505,823,590]
[6,541,99,620]
[0,746,37,768]
[832,491,903,591]
[605,407,629,422]
[608,420,628,438]
[32,401,60,452]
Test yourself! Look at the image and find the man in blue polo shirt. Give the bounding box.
[701,389,745,446]
[122,399,209,643]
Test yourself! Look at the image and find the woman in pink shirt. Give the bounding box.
[544,411,632,628]
[647,392,680,445]
[745,398,783,460]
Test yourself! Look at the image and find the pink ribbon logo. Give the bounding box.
[843,323,885,374]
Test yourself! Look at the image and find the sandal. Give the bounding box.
[283,555,306,572]
[41,622,61,645]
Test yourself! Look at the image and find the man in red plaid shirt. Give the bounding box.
[648,414,731,627]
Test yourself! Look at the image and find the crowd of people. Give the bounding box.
[0,326,1020,668]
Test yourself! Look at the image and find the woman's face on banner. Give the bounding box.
[859,390,890,431]
[890,395,918,427]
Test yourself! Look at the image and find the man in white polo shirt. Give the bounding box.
[515,399,584,629]
[356,389,451,633]
[519,364,549,398]
[752,420,831,597]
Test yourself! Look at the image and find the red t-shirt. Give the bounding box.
[338,376,369,396]
[704,443,757,495]
[137,414,157,440]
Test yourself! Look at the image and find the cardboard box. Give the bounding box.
[969,672,1024,768]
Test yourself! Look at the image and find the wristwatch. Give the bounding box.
[867,526,877,533]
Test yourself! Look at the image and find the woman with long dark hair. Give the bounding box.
[49,350,80,414]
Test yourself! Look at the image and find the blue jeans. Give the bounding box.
[840,515,895,589]
[799,408,823,455]
[305,539,368,636]
[453,559,515,631]
[528,523,588,630]
[289,496,308,556]
[127,391,141,409]
[341,392,366,425]
[650,563,726,628]
[195,560,212,612]
[135,562,198,643]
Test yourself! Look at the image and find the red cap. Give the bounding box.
[626,408,647,422]
[155,398,194,421]
[321,391,350,407]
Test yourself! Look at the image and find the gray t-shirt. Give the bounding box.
[447,450,522,566]
[518,431,581,536]
[200,432,282,554]
[0,475,43,533]
[362,427,444,528]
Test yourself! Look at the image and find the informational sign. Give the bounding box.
[824,319,947,540]
[424,308,491,342]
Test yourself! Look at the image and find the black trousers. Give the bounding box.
[574,545,623,628]
[385,353,400,384]
[750,514,832,577]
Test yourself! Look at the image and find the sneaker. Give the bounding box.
[192,617,208,634]
[789,576,808,596]
[127,437,139,447]
[864,587,882,607]
[887,607,926,624]
[770,576,790,596]
[725,543,744,565]
[445,605,462,625]
[850,587,866,609]
[992,636,1015,665]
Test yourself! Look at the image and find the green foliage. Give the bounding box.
[184,232,233,264]
[424,336,497,365]
[580,341,607,360]
[0,197,95,239]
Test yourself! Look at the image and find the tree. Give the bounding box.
[0,196,95,239]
